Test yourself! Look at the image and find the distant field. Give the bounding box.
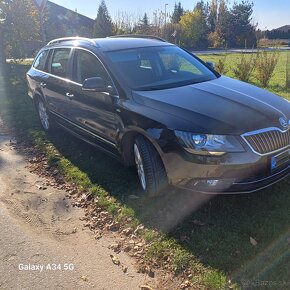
[198,51,290,101]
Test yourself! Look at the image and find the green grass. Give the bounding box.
[197,51,290,100]
[0,53,289,289]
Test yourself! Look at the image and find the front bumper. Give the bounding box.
[163,147,290,194]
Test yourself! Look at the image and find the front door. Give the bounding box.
[65,48,119,150]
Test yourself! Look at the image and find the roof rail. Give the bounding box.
[47,37,96,46]
[108,34,167,42]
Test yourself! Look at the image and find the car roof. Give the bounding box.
[46,37,173,52]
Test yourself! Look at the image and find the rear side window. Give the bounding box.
[33,50,49,71]
[50,48,71,78]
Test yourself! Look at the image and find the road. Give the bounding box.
[0,129,154,290]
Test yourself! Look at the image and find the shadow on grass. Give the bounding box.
[1,63,290,287]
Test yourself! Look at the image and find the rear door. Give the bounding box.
[64,48,119,149]
[44,48,73,117]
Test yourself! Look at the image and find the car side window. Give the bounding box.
[73,49,111,85]
[50,48,71,78]
[33,50,49,71]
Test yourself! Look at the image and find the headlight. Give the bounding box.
[174,131,245,156]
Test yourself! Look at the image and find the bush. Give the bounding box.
[255,51,279,87]
[233,53,256,82]
[215,55,229,75]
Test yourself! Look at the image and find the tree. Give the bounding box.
[171,2,184,24]
[214,0,231,47]
[0,0,40,59]
[207,0,218,32]
[94,0,113,37]
[141,13,149,26]
[113,11,140,35]
[228,1,256,47]
[179,1,209,48]
[135,13,151,34]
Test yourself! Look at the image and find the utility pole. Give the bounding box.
[164,3,168,26]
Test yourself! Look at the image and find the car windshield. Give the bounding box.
[106,45,217,90]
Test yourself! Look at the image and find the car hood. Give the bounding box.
[132,76,290,135]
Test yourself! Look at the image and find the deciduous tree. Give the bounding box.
[179,1,209,48]
[0,0,40,59]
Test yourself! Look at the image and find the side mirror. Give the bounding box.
[206,61,215,69]
[82,77,107,92]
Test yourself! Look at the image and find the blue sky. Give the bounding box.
[49,0,289,30]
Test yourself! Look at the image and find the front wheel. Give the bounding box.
[134,135,168,196]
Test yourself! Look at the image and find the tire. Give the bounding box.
[36,97,51,132]
[134,135,168,196]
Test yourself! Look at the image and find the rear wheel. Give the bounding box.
[36,98,50,131]
[134,135,168,196]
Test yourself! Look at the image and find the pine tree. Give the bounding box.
[229,1,256,47]
[171,2,184,24]
[94,0,113,37]
[141,13,149,26]
[135,13,151,34]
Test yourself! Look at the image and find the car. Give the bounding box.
[26,36,290,196]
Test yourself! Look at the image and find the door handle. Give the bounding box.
[40,82,46,88]
[66,92,74,99]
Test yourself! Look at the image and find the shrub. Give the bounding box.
[255,51,279,87]
[215,55,228,75]
[233,53,256,82]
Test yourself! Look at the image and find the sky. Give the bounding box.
[48,0,290,30]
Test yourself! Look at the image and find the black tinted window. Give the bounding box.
[50,48,71,78]
[33,50,49,71]
[73,49,109,84]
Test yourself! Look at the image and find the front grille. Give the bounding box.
[273,150,290,172]
[243,128,290,155]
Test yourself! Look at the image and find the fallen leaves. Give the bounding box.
[110,254,120,266]
[122,227,133,236]
[250,237,258,246]
[140,285,153,290]
[81,275,88,282]
[180,280,192,289]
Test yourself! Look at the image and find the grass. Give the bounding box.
[0,52,289,289]
[197,51,290,100]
